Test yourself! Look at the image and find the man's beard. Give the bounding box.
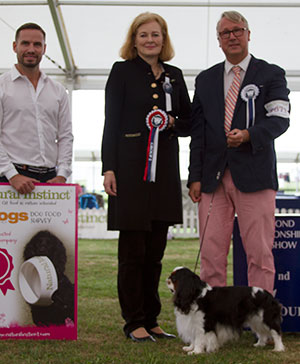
[22,62,38,68]
[18,54,41,68]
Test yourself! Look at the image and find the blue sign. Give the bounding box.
[233,215,300,332]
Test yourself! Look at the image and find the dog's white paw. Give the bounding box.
[254,336,268,348]
[206,345,218,353]
[205,332,219,352]
[187,349,204,355]
[183,345,193,352]
[186,344,205,355]
[273,347,285,352]
[271,331,285,352]
[273,343,285,352]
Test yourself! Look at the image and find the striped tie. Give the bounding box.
[224,66,241,135]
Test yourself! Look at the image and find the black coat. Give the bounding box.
[188,56,290,193]
[102,56,191,231]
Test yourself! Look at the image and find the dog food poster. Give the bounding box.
[0,183,77,340]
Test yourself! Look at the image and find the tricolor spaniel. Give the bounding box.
[167,267,284,354]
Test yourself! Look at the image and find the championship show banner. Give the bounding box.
[0,183,77,340]
[233,215,300,332]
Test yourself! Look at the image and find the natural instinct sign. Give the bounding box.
[0,183,78,340]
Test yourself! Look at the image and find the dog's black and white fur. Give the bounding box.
[167,267,284,354]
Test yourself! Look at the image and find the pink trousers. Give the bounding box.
[198,169,276,293]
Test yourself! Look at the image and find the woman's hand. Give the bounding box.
[103,170,117,196]
[167,115,175,129]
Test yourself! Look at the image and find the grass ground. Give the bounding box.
[1,238,300,364]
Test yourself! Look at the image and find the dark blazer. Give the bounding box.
[188,55,290,193]
[102,56,191,231]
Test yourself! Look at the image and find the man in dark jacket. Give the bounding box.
[188,10,290,293]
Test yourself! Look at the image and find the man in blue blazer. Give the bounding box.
[188,10,290,293]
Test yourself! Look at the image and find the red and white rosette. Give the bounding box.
[144,109,168,182]
[0,248,15,296]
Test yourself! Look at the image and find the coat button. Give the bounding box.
[152,93,159,99]
[151,83,157,88]
[152,105,158,110]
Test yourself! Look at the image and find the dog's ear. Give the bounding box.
[174,272,201,314]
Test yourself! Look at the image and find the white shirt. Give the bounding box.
[224,53,252,98]
[0,66,73,180]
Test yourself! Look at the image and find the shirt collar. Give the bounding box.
[224,53,252,75]
[10,64,48,82]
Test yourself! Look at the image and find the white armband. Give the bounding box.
[264,100,290,118]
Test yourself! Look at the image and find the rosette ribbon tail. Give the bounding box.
[150,127,159,182]
[246,98,256,129]
[0,280,15,295]
[144,126,159,182]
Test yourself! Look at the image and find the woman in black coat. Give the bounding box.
[102,12,191,342]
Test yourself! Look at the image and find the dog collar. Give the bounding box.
[18,256,58,306]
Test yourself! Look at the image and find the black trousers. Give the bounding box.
[0,167,56,183]
[118,221,169,336]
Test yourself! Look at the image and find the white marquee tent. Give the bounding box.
[1,1,299,190]
[1,1,300,89]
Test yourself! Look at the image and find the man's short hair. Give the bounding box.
[216,11,249,32]
[15,23,46,41]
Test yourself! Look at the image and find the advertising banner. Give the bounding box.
[233,215,300,332]
[78,208,119,239]
[0,183,77,340]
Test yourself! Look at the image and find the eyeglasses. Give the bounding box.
[218,27,248,40]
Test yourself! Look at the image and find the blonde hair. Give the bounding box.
[216,11,249,33]
[120,12,174,61]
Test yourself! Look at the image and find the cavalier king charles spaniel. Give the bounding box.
[167,267,284,354]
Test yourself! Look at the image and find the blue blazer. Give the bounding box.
[188,55,290,193]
